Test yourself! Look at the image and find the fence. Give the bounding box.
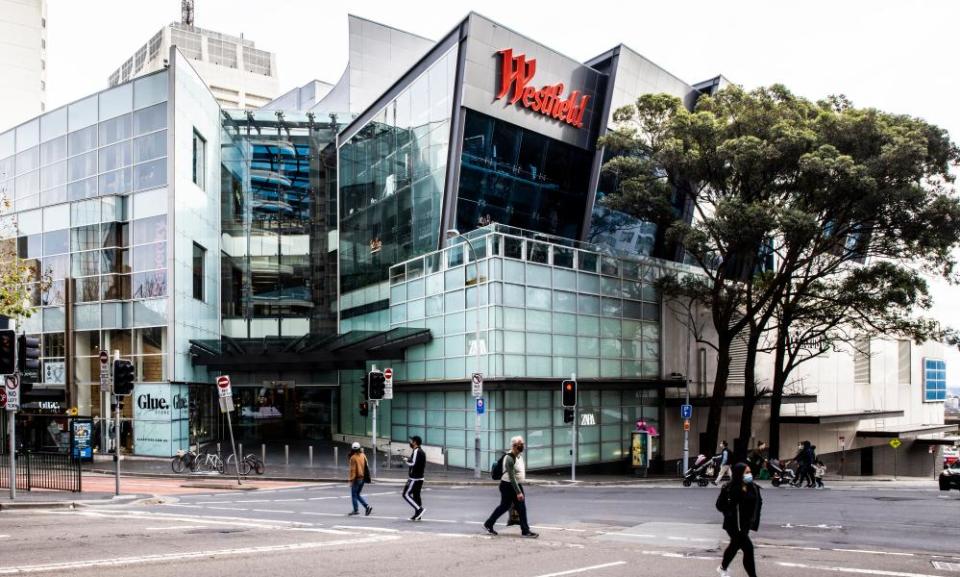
[0,452,83,493]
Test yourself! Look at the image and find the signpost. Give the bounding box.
[839,435,846,479]
[217,375,242,486]
[5,373,18,499]
[471,372,483,480]
[476,397,485,415]
[99,351,110,457]
[471,373,483,398]
[890,438,902,480]
[383,367,393,400]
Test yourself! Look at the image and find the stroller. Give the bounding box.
[682,454,718,487]
[767,458,796,487]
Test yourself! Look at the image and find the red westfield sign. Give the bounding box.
[495,48,590,129]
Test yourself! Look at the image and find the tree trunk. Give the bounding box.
[704,336,732,455]
[737,324,763,461]
[768,323,790,460]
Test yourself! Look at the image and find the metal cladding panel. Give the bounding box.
[606,46,701,122]
[460,14,605,151]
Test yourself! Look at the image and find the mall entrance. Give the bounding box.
[232,384,337,443]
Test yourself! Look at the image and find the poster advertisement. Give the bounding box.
[631,430,650,469]
[71,419,94,461]
[133,383,190,457]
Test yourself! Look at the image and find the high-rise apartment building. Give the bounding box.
[0,0,47,130]
[106,1,278,110]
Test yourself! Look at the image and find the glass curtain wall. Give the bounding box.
[456,109,594,240]
[220,111,341,338]
[337,45,458,326]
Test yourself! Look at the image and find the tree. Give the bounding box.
[0,191,43,321]
[600,86,960,455]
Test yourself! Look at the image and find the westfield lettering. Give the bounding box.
[495,48,590,129]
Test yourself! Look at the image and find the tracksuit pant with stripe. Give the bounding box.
[403,479,423,510]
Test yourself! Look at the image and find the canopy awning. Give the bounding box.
[781,409,905,425]
[856,424,959,440]
[189,328,432,371]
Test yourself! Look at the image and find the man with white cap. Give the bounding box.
[347,441,372,516]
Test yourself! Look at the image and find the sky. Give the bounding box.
[43,0,960,351]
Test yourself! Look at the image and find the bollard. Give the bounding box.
[262,443,266,465]
[443,446,449,471]
[285,444,289,466]
[334,446,339,470]
[217,442,221,454]
[239,443,243,459]
[309,445,314,468]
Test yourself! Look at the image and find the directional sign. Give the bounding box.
[383,367,394,400]
[889,438,902,450]
[216,375,232,399]
[476,397,485,415]
[680,404,693,420]
[5,374,19,411]
[471,372,483,398]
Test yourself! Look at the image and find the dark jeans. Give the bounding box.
[403,479,423,510]
[350,479,369,512]
[722,529,757,577]
[485,481,529,533]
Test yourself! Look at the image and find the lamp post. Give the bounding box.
[446,229,482,479]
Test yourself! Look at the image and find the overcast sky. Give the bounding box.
[45,0,959,334]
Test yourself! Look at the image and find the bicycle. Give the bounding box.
[171,448,199,473]
[193,447,225,474]
[226,453,265,476]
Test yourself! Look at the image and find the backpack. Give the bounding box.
[491,453,507,480]
[362,454,371,484]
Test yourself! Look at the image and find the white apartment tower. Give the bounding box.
[0,0,47,130]
[106,1,278,110]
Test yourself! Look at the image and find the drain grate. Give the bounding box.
[932,561,960,571]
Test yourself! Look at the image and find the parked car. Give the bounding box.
[939,461,960,492]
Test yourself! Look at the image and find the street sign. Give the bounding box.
[4,374,19,411]
[889,438,902,449]
[218,396,235,413]
[471,372,483,398]
[839,435,846,450]
[680,404,693,420]
[99,350,110,387]
[216,375,232,399]
[383,367,394,400]
[580,412,597,426]
[476,397,485,415]
[683,419,690,432]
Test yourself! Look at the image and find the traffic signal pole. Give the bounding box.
[570,373,577,482]
[113,350,120,496]
[8,397,16,500]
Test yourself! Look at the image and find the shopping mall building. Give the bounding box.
[1,13,954,474]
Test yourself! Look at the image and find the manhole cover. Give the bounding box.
[932,561,960,571]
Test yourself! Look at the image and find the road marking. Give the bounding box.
[144,526,207,531]
[0,535,399,575]
[271,498,306,502]
[206,507,246,511]
[530,561,627,577]
[333,525,399,533]
[777,561,942,577]
[234,499,271,503]
[832,549,914,557]
[782,523,843,530]
[251,509,292,514]
[931,561,960,571]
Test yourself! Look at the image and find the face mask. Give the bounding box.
[743,474,754,484]
[516,444,524,453]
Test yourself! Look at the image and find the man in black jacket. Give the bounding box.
[402,435,426,521]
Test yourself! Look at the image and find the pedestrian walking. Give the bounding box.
[347,442,373,516]
[716,462,763,577]
[747,441,767,477]
[483,435,538,538]
[814,459,826,489]
[401,435,426,521]
[713,440,732,485]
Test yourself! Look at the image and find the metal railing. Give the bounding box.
[0,452,82,493]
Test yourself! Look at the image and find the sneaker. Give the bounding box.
[717,566,731,577]
[521,531,539,538]
[483,523,498,536]
[413,508,425,521]
[364,505,373,516]
[348,511,359,516]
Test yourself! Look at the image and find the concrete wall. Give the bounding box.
[0,0,45,131]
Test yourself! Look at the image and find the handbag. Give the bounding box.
[362,455,371,483]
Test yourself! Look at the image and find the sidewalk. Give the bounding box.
[0,490,139,509]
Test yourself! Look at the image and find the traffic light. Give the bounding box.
[0,329,14,374]
[17,334,40,391]
[563,408,574,424]
[562,379,577,408]
[367,370,385,401]
[113,359,135,396]
[359,401,369,417]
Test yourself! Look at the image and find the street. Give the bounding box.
[1,481,959,576]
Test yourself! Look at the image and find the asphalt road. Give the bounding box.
[1,481,959,577]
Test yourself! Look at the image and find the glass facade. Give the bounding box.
[387,225,662,382]
[220,110,341,338]
[337,45,458,317]
[456,109,594,240]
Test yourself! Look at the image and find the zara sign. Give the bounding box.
[495,48,591,129]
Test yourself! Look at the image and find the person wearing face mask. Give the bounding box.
[401,435,426,521]
[483,436,538,538]
[715,462,763,577]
